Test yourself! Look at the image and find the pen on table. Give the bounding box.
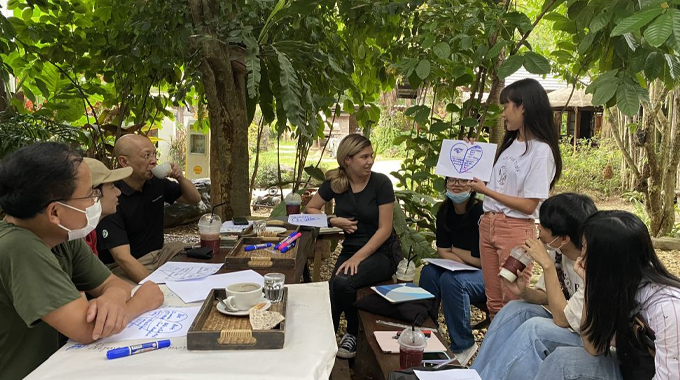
[278,232,301,250]
[279,241,297,253]
[275,231,298,250]
[106,339,171,360]
[244,242,272,251]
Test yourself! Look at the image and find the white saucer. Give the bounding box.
[265,226,287,234]
[216,298,271,316]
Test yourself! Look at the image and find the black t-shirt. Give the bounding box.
[96,177,182,264]
[435,200,484,258]
[318,172,395,249]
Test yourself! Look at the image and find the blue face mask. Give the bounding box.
[445,191,471,204]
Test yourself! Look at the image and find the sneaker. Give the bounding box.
[337,333,357,359]
[453,342,478,366]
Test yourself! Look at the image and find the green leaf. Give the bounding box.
[433,42,451,60]
[672,9,680,48]
[592,80,618,105]
[664,53,680,79]
[245,45,260,99]
[414,107,431,124]
[343,99,354,114]
[615,83,641,116]
[393,135,409,145]
[589,10,613,33]
[423,156,438,167]
[422,34,435,49]
[430,121,449,133]
[357,44,366,59]
[611,7,663,36]
[586,69,619,94]
[497,55,524,79]
[415,59,431,80]
[644,11,673,47]
[304,166,325,182]
[644,51,664,79]
[486,40,504,59]
[523,52,551,74]
[445,103,461,113]
[274,49,303,127]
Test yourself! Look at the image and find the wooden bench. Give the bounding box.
[352,283,455,380]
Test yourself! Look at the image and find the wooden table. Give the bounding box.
[173,228,316,284]
[312,229,343,282]
[353,284,454,380]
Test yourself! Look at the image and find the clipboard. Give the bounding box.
[373,331,448,354]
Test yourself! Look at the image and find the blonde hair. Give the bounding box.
[326,134,372,193]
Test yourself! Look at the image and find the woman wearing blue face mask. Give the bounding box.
[418,176,485,366]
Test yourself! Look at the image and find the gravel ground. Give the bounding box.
[164,201,680,370]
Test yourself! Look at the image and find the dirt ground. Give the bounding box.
[164,196,680,368]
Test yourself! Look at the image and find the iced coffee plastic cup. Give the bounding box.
[198,213,222,256]
[398,327,427,369]
[499,246,533,282]
[284,193,301,215]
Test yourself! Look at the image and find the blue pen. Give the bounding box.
[275,231,298,250]
[280,241,297,253]
[244,242,272,251]
[106,339,171,360]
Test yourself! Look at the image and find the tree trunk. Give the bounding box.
[488,77,505,144]
[642,82,678,236]
[188,0,251,221]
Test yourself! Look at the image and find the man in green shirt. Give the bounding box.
[0,142,165,380]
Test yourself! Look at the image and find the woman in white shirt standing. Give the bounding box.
[469,78,562,317]
[534,210,680,380]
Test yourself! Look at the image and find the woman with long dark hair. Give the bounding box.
[534,211,680,379]
[469,78,563,317]
[418,176,485,366]
[306,134,399,359]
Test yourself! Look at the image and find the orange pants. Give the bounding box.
[479,212,535,316]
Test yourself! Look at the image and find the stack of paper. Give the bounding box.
[166,270,264,303]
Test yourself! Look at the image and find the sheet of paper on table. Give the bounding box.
[288,213,328,228]
[166,270,264,303]
[434,139,497,182]
[413,369,482,380]
[97,306,201,343]
[220,220,253,233]
[139,262,224,284]
[422,258,480,272]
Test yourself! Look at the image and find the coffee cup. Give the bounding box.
[151,162,172,179]
[224,282,264,311]
[499,246,533,282]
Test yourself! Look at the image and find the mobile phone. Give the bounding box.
[185,246,213,259]
[233,217,249,225]
[421,351,451,365]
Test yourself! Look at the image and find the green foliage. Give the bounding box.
[371,109,409,158]
[0,112,85,158]
[554,138,623,199]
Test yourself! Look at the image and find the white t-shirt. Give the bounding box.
[635,282,680,380]
[483,139,556,219]
[534,249,585,332]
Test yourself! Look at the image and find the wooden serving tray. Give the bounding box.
[224,237,298,270]
[187,288,287,350]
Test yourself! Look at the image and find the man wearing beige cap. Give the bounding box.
[82,158,133,257]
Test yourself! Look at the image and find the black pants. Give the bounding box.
[330,245,396,335]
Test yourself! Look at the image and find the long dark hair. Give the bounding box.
[497,78,562,188]
[439,177,479,234]
[580,211,680,355]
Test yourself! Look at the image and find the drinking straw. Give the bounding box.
[210,201,228,221]
[405,246,415,269]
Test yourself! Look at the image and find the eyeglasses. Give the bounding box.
[446,178,467,186]
[44,188,103,208]
[140,151,159,161]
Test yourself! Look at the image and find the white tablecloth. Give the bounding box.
[25,282,337,380]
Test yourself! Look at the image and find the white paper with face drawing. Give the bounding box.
[434,140,497,182]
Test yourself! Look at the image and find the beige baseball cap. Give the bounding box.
[83,158,133,187]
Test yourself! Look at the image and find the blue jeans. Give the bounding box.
[418,264,485,352]
[534,346,622,380]
[472,301,583,380]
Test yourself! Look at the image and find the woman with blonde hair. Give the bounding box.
[306,134,399,359]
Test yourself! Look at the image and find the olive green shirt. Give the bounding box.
[0,220,111,380]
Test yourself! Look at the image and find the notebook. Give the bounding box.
[371,283,435,304]
[373,331,448,354]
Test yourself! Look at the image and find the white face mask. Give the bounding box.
[544,236,565,253]
[57,200,102,240]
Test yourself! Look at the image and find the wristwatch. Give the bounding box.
[327,216,335,227]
